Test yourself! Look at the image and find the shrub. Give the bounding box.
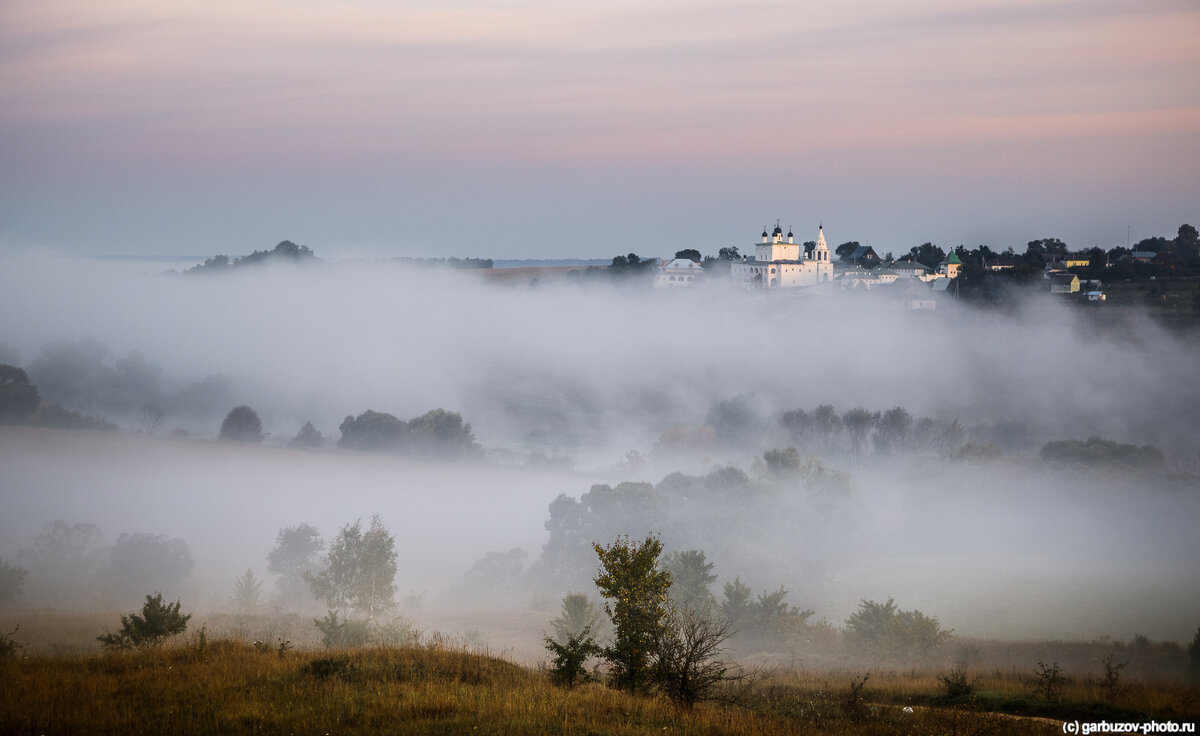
[97,592,191,650]
[844,598,952,661]
[653,606,736,708]
[1032,660,1068,702]
[313,610,371,649]
[544,626,601,688]
[0,625,23,658]
[938,665,975,699]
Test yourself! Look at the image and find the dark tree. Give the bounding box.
[674,249,702,263]
[220,405,263,443]
[874,406,913,454]
[339,409,408,451]
[0,559,28,608]
[842,408,879,455]
[0,364,40,423]
[408,408,482,458]
[1177,224,1199,258]
[97,593,191,650]
[288,421,324,449]
[907,242,945,268]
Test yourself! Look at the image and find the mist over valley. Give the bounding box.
[2,253,1197,655]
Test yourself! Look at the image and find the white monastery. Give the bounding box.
[730,223,834,288]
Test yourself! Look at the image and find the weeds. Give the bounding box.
[1098,653,1130,701]
[938,664,976,699]
[0,625,23,658]
[1032,660,1068,702]
[842,672,871,720]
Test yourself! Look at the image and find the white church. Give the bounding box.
[730,223,834,288]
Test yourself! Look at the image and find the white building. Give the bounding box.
[730,224,834,288]
[654,258,704,287]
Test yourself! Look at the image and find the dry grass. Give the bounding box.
[2,611,1197,734]
[5,635,1196,736]
[0,639,1073,736]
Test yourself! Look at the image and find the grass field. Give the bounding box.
[2,613,1197,735]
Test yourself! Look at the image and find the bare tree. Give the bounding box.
[653,605,742,708]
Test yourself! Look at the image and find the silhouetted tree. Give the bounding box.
[98,593,191,650]
[0,559,28,608]
[0,364,40,423]
[674,249,702,263]
[288,421,324,449]
[338,410,408,451]
[408,408,482,458]
[219,405,263,443]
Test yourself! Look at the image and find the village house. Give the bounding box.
[1050,273,1081,293]
[654,258,704,287]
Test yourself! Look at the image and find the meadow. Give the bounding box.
[2,612,1197,735]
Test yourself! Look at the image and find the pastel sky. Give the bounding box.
[2,0,1197,259]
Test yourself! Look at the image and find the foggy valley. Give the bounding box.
[2,252,1198,657]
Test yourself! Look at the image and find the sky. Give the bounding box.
[1,0,1198,260]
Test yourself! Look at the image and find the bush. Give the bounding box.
[313,610,371,649]
[97,592,191,650]
[0,625,23,658]
[653,606,736,708]
[938,665,975,699]
[844,598,952,661]
[1032,660,1068,702]
[544,626,601,688]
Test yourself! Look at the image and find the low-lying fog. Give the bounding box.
[1,254,1198,644]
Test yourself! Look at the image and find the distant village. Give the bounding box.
[629,221,1200,312]
[182,223,1200,313]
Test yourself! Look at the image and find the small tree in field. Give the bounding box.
[98,592,191,650]
[544,626,602,688]
[305,516,397,618]
[229,569,263,613]
[593,534,672,694]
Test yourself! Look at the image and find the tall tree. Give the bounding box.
[593,534,672,694]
